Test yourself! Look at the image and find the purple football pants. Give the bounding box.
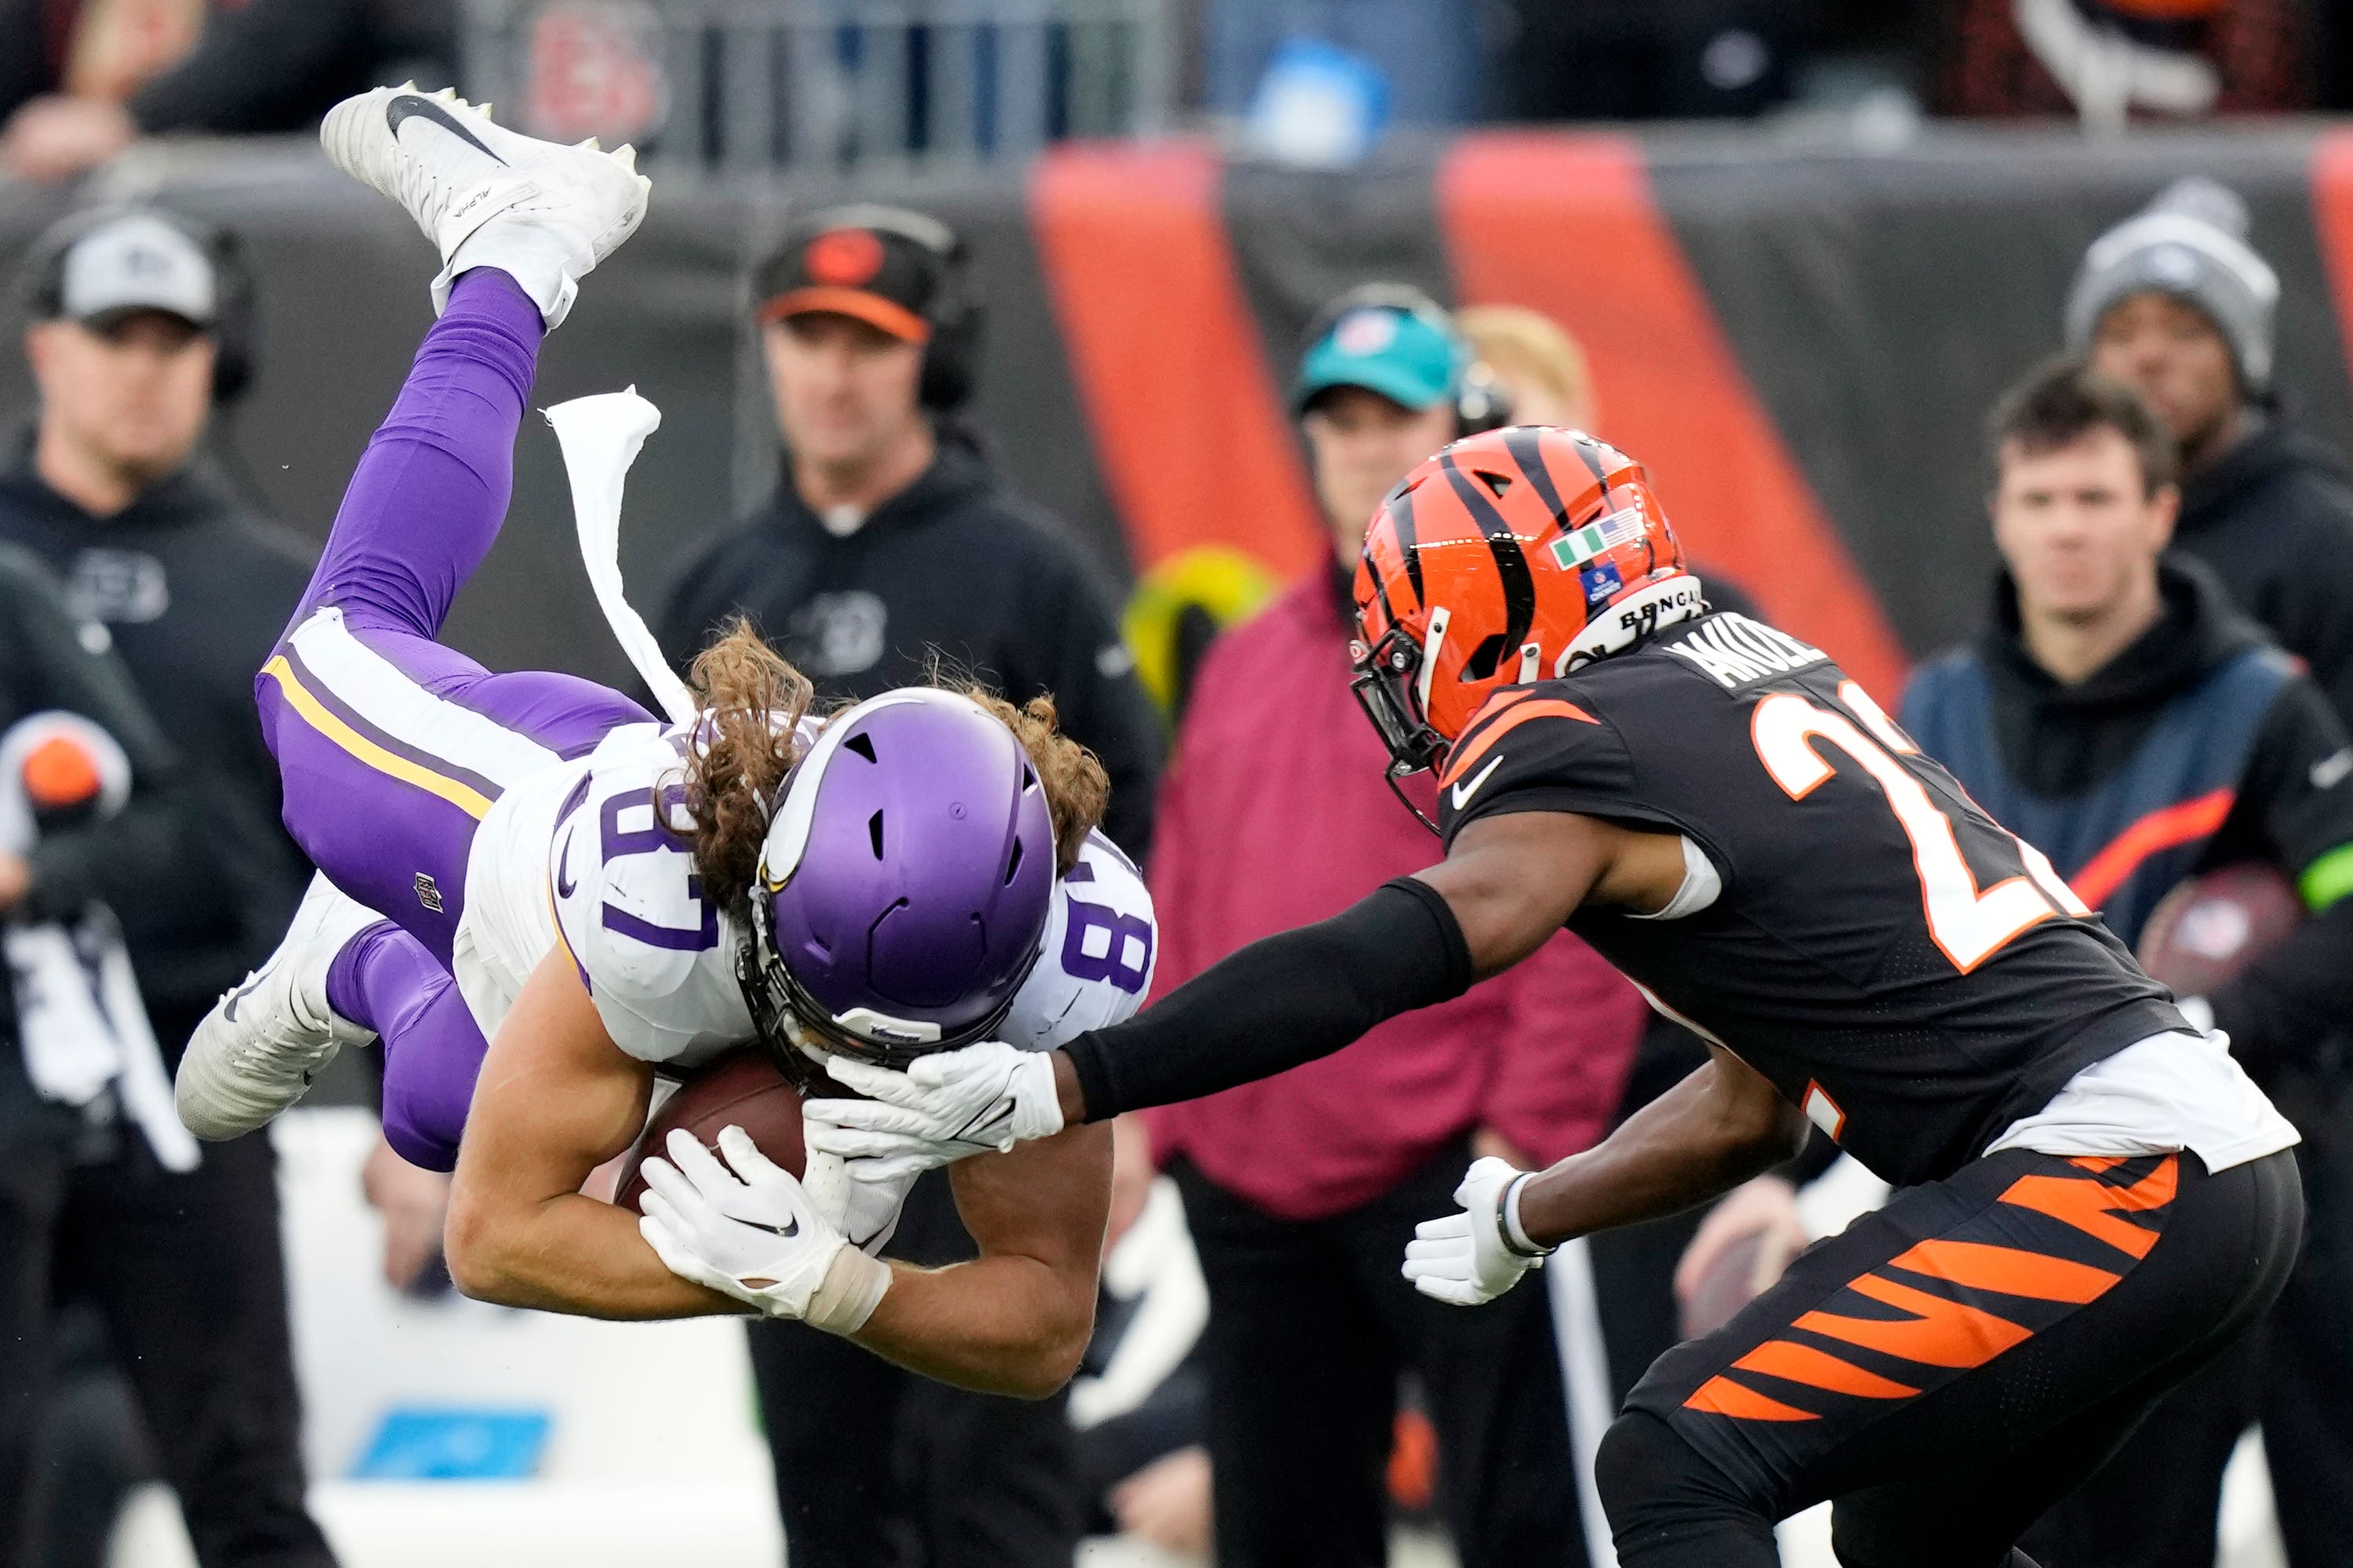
[261,269,653,1170]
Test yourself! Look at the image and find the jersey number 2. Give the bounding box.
[1750,682,2088,973]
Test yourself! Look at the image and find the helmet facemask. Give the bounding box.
[1346,427,1695,833]
[1350,619,1451,833]
[731,688,1056,1076]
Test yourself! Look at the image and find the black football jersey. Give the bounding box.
[1437,610,2185,1187]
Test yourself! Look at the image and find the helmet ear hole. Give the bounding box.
[1462,632,1508,682]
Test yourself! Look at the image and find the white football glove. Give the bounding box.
[1401,1156,1551,1308]
[797,1144,913,1257]
[636,1126,889,1333]
[803,1043,1065,1183]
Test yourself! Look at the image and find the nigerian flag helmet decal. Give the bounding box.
[1550,505,1648,571]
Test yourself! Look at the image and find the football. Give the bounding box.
[1679,1232,1766,1341]
[2134,862,2302,1000]
[614,1047,808,1214]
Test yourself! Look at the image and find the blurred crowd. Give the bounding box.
[6,1,2353,186]
[2,5,2353,1568]
[3,147,2353,1568]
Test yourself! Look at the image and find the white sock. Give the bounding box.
[434,210,582,327]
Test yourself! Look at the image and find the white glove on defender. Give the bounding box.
[804,1044,1065,1182]
[636,1127,890,1333]
[1402,1156,1551,1308]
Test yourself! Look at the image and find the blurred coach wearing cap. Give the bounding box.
[0,206,328,1567]
[658,205,1160,1568]
[1142,286,1643,1567]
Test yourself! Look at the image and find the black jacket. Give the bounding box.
[0,0,454,131]
[658,446,1164,857]
[1913,557,2353,1082]
[0,453,314,1043]
[0,544,208,1144]
[2174,416,2353,731]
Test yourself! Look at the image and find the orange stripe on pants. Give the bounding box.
[1796,1273,2031,1369]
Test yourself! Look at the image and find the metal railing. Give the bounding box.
[461,0,1175,173]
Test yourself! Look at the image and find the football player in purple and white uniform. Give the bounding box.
[170,87,1153,1396]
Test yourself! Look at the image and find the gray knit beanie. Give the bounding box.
[2064,177,2280,396]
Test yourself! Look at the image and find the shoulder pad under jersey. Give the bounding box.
[549,731,751,1064]
[1003,831,1158,1050]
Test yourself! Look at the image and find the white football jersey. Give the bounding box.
[452,718,1156,1070]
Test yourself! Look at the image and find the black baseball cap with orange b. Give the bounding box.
[752,205,962,343]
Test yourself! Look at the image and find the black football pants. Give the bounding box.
[745,1170,1083,1568]
[1173,1144,1587,1568]
[2021,1085,2353,1568]
[0,1132,334,1568]
[1597,1148,2301,1568]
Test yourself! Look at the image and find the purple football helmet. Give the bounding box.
[741,689,1056,1066]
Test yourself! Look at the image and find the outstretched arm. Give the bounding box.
[1057,807,1685,1121]
[446,948,743,1319]
[1512,1046,1809,1248]
[849,1122,1113,1399]
[630,1105,1113,1396]
[1401,1043,1807,1309]
[807,809,1688,1170]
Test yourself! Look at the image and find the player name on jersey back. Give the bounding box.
[1663,614,1830,689]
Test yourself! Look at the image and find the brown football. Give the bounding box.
[614,1047,807,1215]
[1679,1232,1767,1341]
[2135,861,2302,999]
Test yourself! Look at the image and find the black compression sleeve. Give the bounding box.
[1062,877,1474,1122]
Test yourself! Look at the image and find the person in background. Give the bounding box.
[1069,1114,1211,1558]
[657,203,1160,1568]
[1199,0,1485,126]
[1935,0,2313,121]
[0,0,455,184]
[2072,176,2353,728]
[0,205,331,1568]
[1455,305,1596,431]
[1903,359,2353,1568]
[1138,284,1642,1568]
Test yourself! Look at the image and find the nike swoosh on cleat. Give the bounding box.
[385,93,506,165]
[220,968,269,1024]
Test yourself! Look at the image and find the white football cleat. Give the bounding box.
[177,874,384,1141]
[319,83,650,327]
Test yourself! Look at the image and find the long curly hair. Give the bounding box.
[672,620,1111,919]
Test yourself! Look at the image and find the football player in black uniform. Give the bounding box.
[805,427,2304,1568]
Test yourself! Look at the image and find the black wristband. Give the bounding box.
[1064,1035,1119,1126]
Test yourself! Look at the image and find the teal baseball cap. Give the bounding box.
[1294,299,1463,416]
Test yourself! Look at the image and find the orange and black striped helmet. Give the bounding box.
[1350,427,1696,788]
